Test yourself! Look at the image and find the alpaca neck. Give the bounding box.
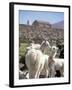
[40,47,45,54]
[50,50,57,58]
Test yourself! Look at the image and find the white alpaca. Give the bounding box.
[48,46,64,77]
[53,58,64,77]
[26,40,51,52]
[26,41,41,51]
[40,46,58,77]
[25,40,51,78]
[27,44,41,50]
[40,54,49,77]
[26,49,45,78]
[40,40,51,54]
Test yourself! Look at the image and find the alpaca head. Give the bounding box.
[50,46,58,57]
[40,40,51,53]
[52,46,58,52]
[41,40,51,48]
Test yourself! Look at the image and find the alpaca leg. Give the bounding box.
[50,64,56,77]
[61,72,64,77]
[44,64,49,78]
[45,69,49,78]
[29,70,34,79]
[50,70,56,77]
[60,68,64,77]
[29,69,37,79]
[35,64,43,78]
[60,64,64,77]
[35,69,40,78]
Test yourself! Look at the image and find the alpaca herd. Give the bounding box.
[20,40,64,79]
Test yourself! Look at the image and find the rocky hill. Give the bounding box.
[52,20,64,29]
[19,20,64,45]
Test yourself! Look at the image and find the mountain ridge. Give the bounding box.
[52,20,64,29]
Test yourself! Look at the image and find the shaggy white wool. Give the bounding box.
[25,49,45,78]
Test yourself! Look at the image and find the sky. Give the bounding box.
[19,10,64,25]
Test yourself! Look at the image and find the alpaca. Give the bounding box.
[48,46,64,77]
[40,54,49,78]
[26,40,51,52]
[40,40,51,54]
[25,49,45,78]
[25,40,51,79]
[26,41,41,51]
[53,58,64,77]
[40,46,58,77]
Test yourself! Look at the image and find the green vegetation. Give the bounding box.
[19,42,29,63]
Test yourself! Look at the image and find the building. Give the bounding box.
[32,20,51,28]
